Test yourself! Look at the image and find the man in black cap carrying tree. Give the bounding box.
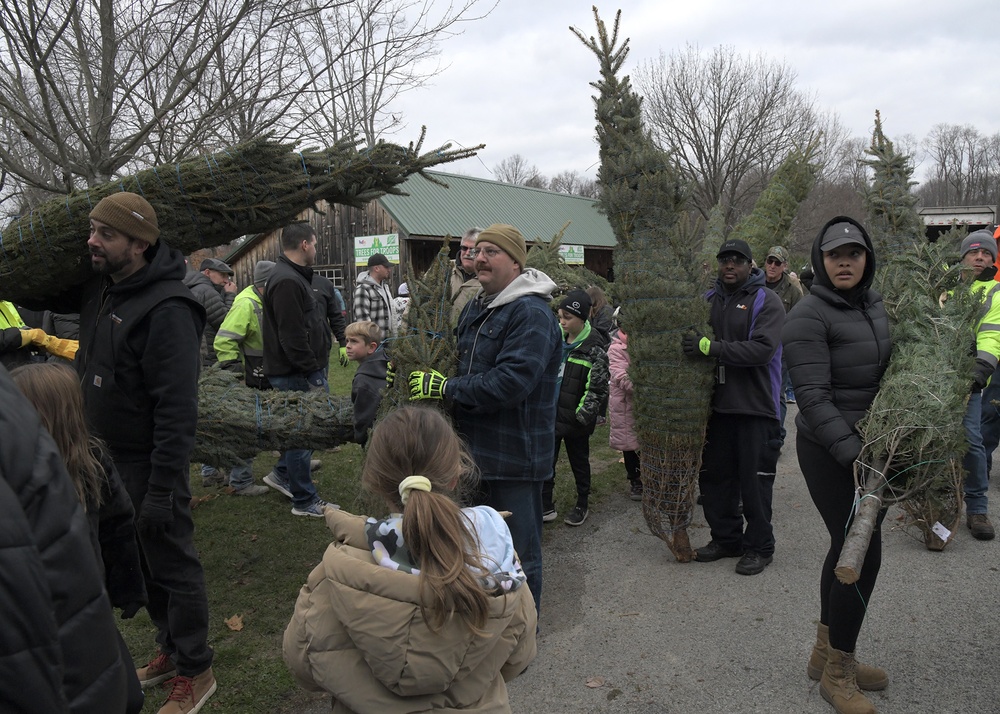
[353,252,396,337]
[683,238,785,576]
[37,191,216,712]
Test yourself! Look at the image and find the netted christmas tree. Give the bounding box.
[524,223,609,296]
[573,9,711,562]
[194,368,354,467]
[0,131,480,303]
[728,142,819,261]
[836,115,975,580]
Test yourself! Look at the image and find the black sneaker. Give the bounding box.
[735,552,773,575]
[629,480,643,501]
[694,540,743,562]
[564,506,588,527]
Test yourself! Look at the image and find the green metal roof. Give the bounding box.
[379,171,615,248]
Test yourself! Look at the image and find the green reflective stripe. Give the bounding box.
[577,366,592,413]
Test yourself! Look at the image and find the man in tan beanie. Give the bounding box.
[409,223,561,613]
[34,191,217,713]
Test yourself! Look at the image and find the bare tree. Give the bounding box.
[493,153,546,186]
[548,170,600,198]
[918,123,1000,206]
[635,44,820,225]
[0,0,494,210]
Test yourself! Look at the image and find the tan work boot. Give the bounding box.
[968,513,996,541]
[157,667,217,714]
[808,623,888,690]
[820,647,877,714]
[136,651,176,689]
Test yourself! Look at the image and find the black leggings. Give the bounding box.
[797,435,886,653]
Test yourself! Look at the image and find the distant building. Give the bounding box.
[920,205,996,241]
[223,170,616,304]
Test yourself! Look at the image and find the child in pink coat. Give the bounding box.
[608,328,641,500]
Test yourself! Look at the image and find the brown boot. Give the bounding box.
[808,623,888,690]
[820,647,877,714]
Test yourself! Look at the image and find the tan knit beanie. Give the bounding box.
[89,192,160,245]
[476,224,527,268]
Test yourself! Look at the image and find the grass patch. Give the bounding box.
[122,360,625,712]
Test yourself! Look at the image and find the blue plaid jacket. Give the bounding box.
[447,269,561,481]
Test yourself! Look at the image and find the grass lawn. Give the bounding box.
[121,361,626,712]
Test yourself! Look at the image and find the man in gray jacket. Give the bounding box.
[183,257,237,367]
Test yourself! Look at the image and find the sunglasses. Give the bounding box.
[765,257,784,266]
[717,255,749,267]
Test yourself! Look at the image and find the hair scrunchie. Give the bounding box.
[398,475,432,505]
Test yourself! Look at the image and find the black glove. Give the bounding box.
[681,332,713,358]
[137,485,174,539]
[120,601,144,620]
[219,359,243,375]
[973,358,994,392]
[306,370,326,391]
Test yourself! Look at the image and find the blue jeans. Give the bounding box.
[269,374,325,508]
[228,458,254,490]
[980,368,1000,474]
[473,479,543,615]
[965,392,989,514]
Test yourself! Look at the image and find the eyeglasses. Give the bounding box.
[765,257,784,266]
[717,255,749,267]
[468,247,503,260]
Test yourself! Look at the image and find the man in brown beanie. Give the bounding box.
[409,223,561,613]
[32,191,217,713]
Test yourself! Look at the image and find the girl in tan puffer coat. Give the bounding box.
[284,406,537,713]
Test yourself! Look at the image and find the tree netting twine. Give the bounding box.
[194,367,354,467]
[0,131,481,303]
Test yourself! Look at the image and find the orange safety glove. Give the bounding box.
[40,335,79,360]
[20,327,47,347]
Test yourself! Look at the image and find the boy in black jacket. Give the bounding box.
[542,290,610,527]
[345,321,388,448]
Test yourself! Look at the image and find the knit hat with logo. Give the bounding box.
[89,192,160,245]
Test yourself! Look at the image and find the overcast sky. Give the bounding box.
[390,0,1000,184]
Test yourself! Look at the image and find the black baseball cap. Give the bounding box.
[716,239,752,261]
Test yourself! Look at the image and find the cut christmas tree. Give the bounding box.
[0,130,481,303]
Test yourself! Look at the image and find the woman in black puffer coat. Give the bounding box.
[782,216,892,714]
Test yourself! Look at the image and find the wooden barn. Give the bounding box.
[217,170,616,306]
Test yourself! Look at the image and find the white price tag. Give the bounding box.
[931,521,951,542]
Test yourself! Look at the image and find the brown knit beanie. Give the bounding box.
[89,192,160,245]
[476,224,527,268]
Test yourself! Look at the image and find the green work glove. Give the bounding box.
[408,369,448,401]
[339,346,349,367]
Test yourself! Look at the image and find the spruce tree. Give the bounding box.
[837,116,974,577]
[573,9,710,561]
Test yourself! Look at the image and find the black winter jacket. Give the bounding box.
[312,274,348,360]
[78,242,205,493]
[263,256,327,377]
[0,366,129,714]
[705,268,785,420]
[351,345,388,446]
[782,216,892,468]
[555,322,609,438]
